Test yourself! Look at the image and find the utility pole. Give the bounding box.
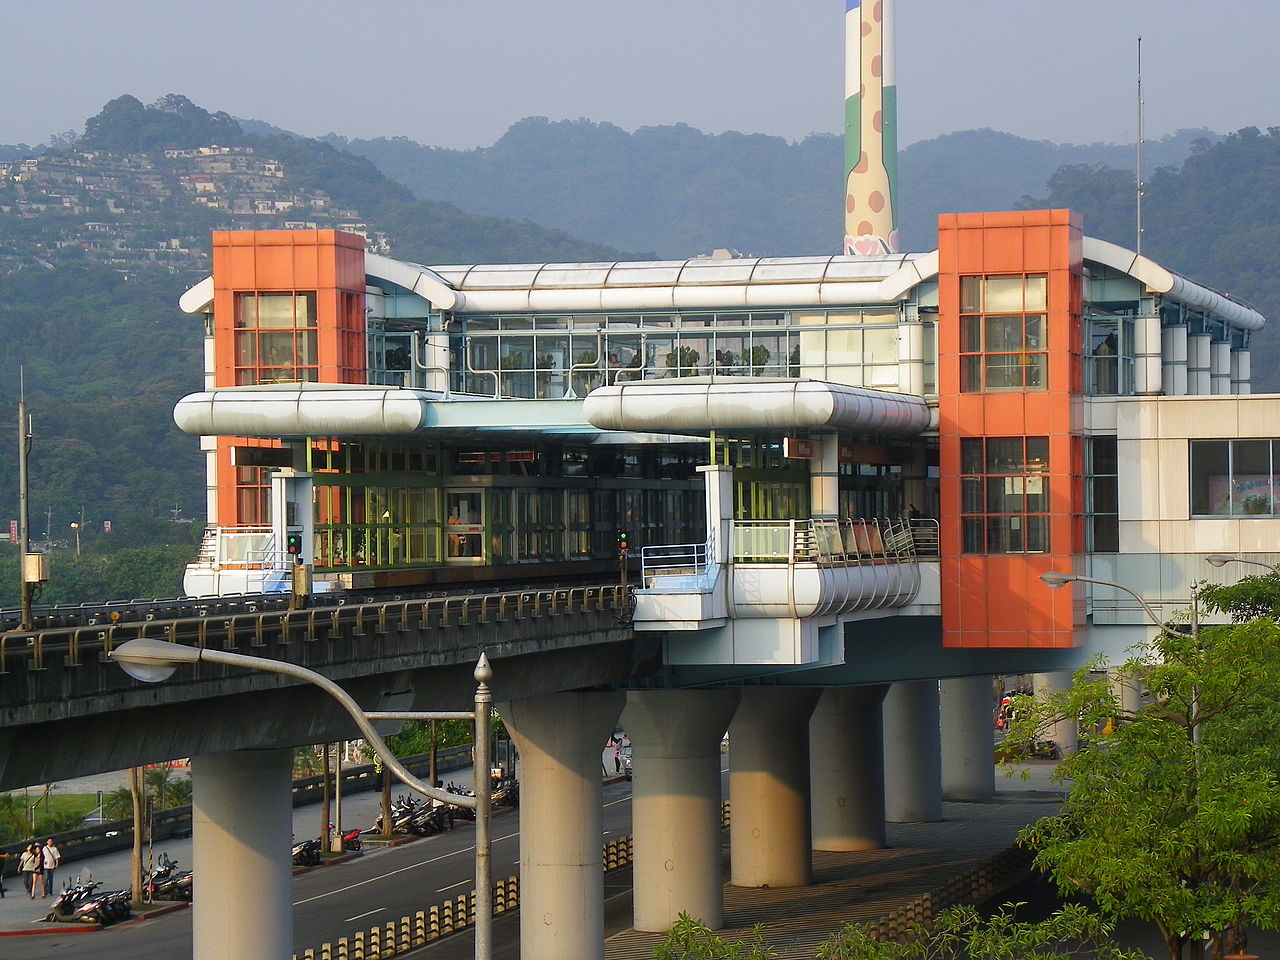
[17,374,33,628]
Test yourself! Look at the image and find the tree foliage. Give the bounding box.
[652,904,1146,960]
[1007,585,1280,960]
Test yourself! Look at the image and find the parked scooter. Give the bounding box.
[324,824,364,851]
[291,837,322,867]
[144,853,193,902]
[45,877,132,925]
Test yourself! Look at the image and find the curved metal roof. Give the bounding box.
[583,379,933,436]
[178,236,1264,332]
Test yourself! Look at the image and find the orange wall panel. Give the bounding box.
[209,230,368,523]
[937,210,1086,649]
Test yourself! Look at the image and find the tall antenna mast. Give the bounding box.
[1136,35,1145,255]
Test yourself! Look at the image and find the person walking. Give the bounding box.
[41,838,60,896]
[19,844,40,899]
[0,851,9,897]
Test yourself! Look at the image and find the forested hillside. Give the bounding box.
[329,120,1212,256]
[2,94,1278,604]
[1020,126,1280,392]
[0,97,638,600]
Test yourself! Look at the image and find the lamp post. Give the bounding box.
[1039,568,1212,960]
[1039,570,1196,638]
[1204,554,1280,575]
[110,638,493,960]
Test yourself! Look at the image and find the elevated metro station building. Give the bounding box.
[176,212,1271,666]
[170,214,1275,955]
[160,5,1278,956]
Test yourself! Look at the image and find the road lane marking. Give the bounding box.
[436,880,470,892]
[293,829,521,906]
[345,908,385,922]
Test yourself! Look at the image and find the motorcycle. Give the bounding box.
[46,877,132,926]
[324,824,364,851]
[291,837,322,867]
[144,853,193,902]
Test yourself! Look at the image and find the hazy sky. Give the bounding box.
[5,1,1278,150]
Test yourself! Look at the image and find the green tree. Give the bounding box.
[1007,582,1280,960]
[652,904,1145,960]
[814,903,1145,960]
[654,913,776,960]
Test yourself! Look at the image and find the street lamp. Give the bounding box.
[1204,554,1280,575]
[110,638,494,960]
[1039,570,1194,638]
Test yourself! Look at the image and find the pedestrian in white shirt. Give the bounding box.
[41,839,60,896]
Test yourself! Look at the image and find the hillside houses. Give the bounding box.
[0,144,390,274]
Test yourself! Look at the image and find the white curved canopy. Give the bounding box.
[582,379,932,436]
[174,386,436,437]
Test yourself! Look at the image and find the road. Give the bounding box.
[10,775,637,960]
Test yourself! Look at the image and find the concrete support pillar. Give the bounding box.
[1210,340,1231,395]
[699,464,733,565]
[940,676,995,801]
[729,687,822,887]
[621,689,740,931]
[500,691,625,960]
[1162,325,1188,396]
[1135,313,1163,396]
[1110,668,1144,718]
[897,317,925,396]
[1231,348,1251,395]
[1189,332,1212,395]
[192,749,293,960]
[810,685,889,851]
[810,433,840,520]
[882,680,942,823]
[1034,671,1079,753]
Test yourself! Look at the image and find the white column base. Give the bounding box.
[622,689,739,931]
[500,691,625,960]
[810,685,889,851]
[941,676,995,801]
[729,688,822,887]
[883,680,942,822]
[192,749,293,960]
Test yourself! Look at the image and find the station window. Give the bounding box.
[959,275,1048,392]
[1191,439,1279,517]
[960,436,1050,553]
[234,292,318,385]
[1086,437,1119,551]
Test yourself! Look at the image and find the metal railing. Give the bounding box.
[0,584,630,684]
[639,535,712,583]
[733,517,920,565]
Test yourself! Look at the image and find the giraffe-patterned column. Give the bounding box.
[843,0,898,255]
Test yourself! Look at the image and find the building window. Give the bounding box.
[234,292,318,385]
[960,436,1050,553]
[959,275,1048,392]
[1190,439,1278,517]
[1087,436,1119,551]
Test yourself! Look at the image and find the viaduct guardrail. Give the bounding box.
[0,584,638,791]
[1,584,631,724]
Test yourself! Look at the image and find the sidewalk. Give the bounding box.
[0,760,1062,941]
[605,761,1064,960]
[0,765,480,936]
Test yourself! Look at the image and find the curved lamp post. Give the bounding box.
[1205,554,1280,575]
[110,637,493,960]
[1039,570,1194,638]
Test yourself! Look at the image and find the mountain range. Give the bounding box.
[0,95,1277,569]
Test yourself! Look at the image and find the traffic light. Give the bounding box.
[617,530,629,553]
[286,533,303,556]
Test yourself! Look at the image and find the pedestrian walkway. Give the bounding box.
[0,761,1062,949]
[604,762,1064,960]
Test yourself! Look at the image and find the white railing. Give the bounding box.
[640,533,712,582]
[733,517,919,565]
